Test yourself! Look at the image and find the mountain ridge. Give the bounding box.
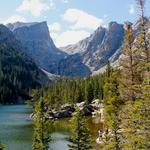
[4,19,149,78]
[58,22,124,76]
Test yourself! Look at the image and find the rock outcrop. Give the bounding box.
[31,100,102,120]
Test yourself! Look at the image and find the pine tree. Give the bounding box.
[32,98,51,150]
[86,82,94,104]
[123,1,150,149]
[103,69,123,150]
[119,0,150,149]
[68,107,93,150]
[105,60,112,78]
[119,22,140,150]
[136,0,149,64]
[120,71,150,149]
[119,23,140,101]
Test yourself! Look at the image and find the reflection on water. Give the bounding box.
[50,132,70,150]
[0,105,33,150]
[0,105,103,150]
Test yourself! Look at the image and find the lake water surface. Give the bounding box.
[0,105,102,150]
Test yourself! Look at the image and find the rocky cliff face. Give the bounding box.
[7,21,67,73]
[83,22,124,71]
[59,22,124,76]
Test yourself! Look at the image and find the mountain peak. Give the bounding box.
[6,21,47,31]
[58,21,125,76]
[6,21,67,73]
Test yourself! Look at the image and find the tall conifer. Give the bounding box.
[32,98,51,150]
[68,107,93,150]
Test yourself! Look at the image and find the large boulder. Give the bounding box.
[61,104,75,112]
[50,104,75,119]
[52,110,73,119]
[82,105,95,116]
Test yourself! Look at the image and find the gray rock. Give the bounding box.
[82,105,95,116]
[59,22,125,76]
[59,19,150,76]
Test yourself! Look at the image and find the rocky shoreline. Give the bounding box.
[30,99,104,121]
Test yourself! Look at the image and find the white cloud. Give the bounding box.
[62,8,103,30]
[49,0,56,9]
[129,4,135,15]
[50,32,59,40]
[48,22,61,32]
[2,15,26,24]
[53,30,90,47]
[62,0,69,3]
[16,0,49,17]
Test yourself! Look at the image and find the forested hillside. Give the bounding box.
[0,44,44,104]
[32,63,112,106]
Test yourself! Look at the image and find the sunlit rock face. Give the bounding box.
[59,22,124,76]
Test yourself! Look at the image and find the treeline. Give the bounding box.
[0,44,41,104]
[33,66,112,106]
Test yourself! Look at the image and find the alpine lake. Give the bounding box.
[0,105,103,150]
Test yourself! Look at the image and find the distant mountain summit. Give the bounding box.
[59,22,124,76]
[4,19,149,78]
[7,21,38,31]
[61,26,106,55]
[7,21,67,73]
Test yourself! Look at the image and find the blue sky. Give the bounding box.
[0,0,150,47]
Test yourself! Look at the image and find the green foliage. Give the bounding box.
[32,98,51,150]
[34,74,106,110]
[0,44,40,104]
[119,1,150,149]
[121,67,150,150]
[85,82,94,104]
[119,23,141,102]
[103,69,123,150]
[68,107,93,150]
[31,4,149,149]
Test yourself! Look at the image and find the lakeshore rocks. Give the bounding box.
[30,100,104,120]
[82,105,95,116]
[50,103,95,119]
[91,99,104,122]
[51,104,75,119]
